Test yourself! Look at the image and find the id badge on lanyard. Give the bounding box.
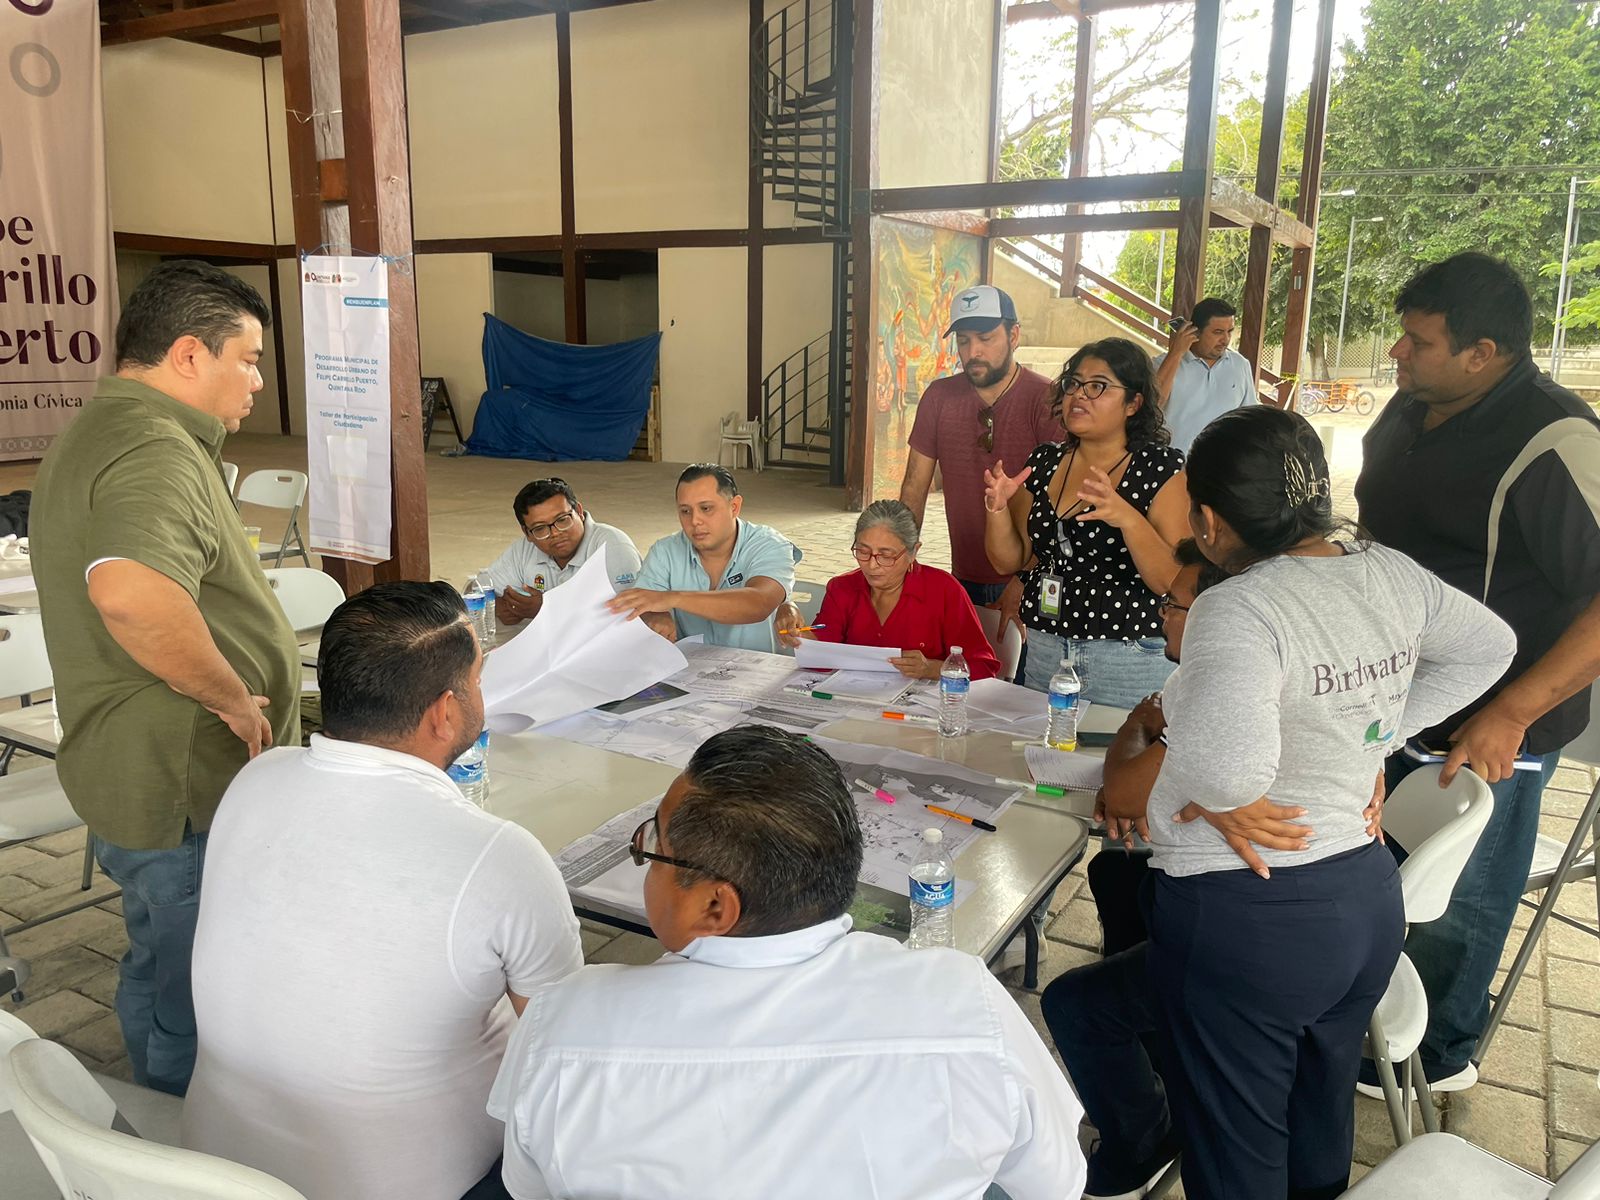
[1039,572,1064,618]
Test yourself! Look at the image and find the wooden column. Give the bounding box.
[1059,14,1094,296]
[556,13,587,344]
[1236,0,1293,389]
[1169,0,1223,320]
[280,0,429,589]
[746,0,765,421]
[1277,0,1337,406]
[844,0,879,510]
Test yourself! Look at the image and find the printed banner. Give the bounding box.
[301,255,392,563]
[0,0,118,461]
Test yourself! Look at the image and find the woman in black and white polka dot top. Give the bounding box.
[982,337,1191,708]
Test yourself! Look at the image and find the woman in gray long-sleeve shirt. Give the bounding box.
[1128,406,1514,1200]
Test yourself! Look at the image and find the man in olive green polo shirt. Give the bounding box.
[30,260,301,1096]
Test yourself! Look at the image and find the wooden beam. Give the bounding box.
[318,157,349,203]
[103,0,278,43]
[416,235,563,254]
[747,0,764,423]
[555,13,585,344]
[114,231,292,259]
[266,260,292,435]
[1169,0,1222,320]
[1278,0,1337,405]
[1238,0,1294,385]
[178,32,278,55]
[991,210,1176,238]
[1060,13,1095,296]
[1209,179,1312,247]
[337,0,428,585]
[846,0,879,510]
[1006,0,1183,21]
[873,171,1202,214]
[890,209,990,237]
[986,0,1006,188]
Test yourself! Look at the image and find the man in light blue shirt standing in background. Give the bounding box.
[1152,297,1259,453]
[608,463,800,652]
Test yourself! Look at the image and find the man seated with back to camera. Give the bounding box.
[487,724,1087,1200]
[486,477,642,627]
[608,463,801,652]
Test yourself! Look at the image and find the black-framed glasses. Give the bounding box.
[523,510,578,541]
[1056,375,1133,401]
[977,405,995,452]
[1157,593,1190,615]
[630,816,711,873]
[851,543,910,568]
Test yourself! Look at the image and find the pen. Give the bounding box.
[777,623,827,635]
[881,710,938,726]
[995,777,1069,797]
[853,778,896,804]
[925,804,997,832]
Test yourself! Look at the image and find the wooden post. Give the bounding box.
[1059,14,1094,297]
[337,0,427,585]
[844,0,879,510]
[1169,0,1223,321]
[556,13,586,345]
[1237,0,1293,389]
[747,0,765,422]
[1278,0,1337,406]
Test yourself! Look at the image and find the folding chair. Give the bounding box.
[237,471,311,567]
[262,568,345,636]
[790,579,827,627]
[4,1035,308,1199]
[1476,681,1600,1066]
[1343,1129,1600,1198]
[1366,765,1494,1145]
[221,461,240,498]
[976,606,1025,682]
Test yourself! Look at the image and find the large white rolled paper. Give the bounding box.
[481,552,688,732]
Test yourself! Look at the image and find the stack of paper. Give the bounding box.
[481,553,687,732]
[795,640,901,673]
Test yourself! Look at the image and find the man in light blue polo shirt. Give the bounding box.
[1152,296,1259,453]
[608,464,801,653]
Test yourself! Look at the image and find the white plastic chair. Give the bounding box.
[4,1036,308,1199]
[221,461,240,497]
[237,470,310,567]
[718,412,763,472]
[262,568,345,635]
[1477,681,1600,1065]
[0,615,104,1002]
[976,606,1025,683]
[1343,1128,1600,1198]
[1365,764,1495,1145]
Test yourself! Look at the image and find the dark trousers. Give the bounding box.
[1146,844,1404,1200]
[1087,847,1151,957]
[461,1158,513,1199]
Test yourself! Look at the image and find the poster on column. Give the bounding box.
[0,0,118,462]
[301,256,393,563]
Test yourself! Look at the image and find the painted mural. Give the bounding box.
[868,218,984,502]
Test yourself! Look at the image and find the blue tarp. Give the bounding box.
[464,314,661,461]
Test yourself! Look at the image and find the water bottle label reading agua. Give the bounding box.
[910,877,954,909]
[1048,690,1077,710]
[941,677,970,696]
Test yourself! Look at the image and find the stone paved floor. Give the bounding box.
[4,408,1597,1188]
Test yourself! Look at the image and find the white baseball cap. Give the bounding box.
[944,285,1019,337]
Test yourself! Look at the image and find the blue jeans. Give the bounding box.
[1022,628,1176,709]
[92,829,208,1096]
[960,578,1026,683]
[1385,749,1561,1073]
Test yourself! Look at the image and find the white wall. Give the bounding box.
[877,0,994,189]
[493,269,660,349]
[415,254,494,434]
[658,247,746,463]
[762,242,834,375]
[571,0,748,232]
[101,41,277,242]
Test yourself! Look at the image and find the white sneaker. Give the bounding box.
[1356,1060,1477,1099]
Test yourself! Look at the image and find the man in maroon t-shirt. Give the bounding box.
[899,285,1063,664]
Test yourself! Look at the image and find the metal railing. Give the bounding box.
[763,333,834,469]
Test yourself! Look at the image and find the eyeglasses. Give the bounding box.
[1157,594,1190,615]
[977,405,995,452]
[630,815,711,874]
[1056,375,1133,401]
[523,510,578,541]
[851,544,910,568]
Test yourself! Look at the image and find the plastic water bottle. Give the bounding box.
[477,568,498,646]
[908,828,955,949]
[463,574,490,648]
[448,730,491,807]
[1046,658,1082,750]
[939,646,971,737]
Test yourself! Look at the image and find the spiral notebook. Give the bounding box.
[1023,745,1106,793]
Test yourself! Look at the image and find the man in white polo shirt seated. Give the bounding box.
[486,477,642,627]
[183,581,584,1200]
[1153,296,1260,453]
[607,463,801,652]
[488,725,1087,1200]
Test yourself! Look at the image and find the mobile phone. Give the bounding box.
[1402,737,1545,771]
[1166,316,1187,333]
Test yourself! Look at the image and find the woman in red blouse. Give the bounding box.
[785,500,1001,681]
